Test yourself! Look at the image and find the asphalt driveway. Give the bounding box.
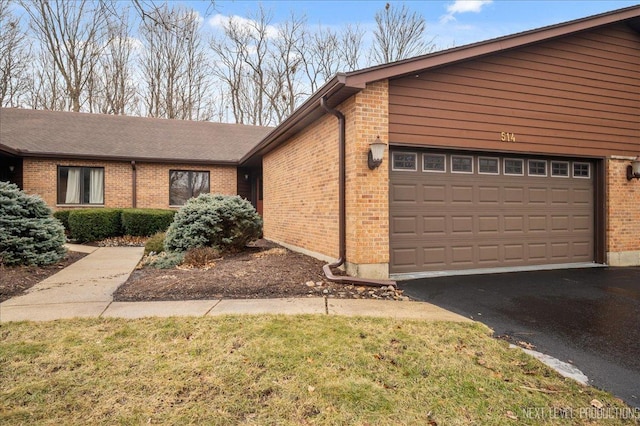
[399,267,640,408]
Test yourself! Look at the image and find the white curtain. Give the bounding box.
[89,168,104,204]
[65,168,81,204]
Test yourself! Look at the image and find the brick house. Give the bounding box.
[0,108,271,212]
[2,6,639,278]
[241,6,640,278]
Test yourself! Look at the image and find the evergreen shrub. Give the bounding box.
[0,181,66,266]
[53,210,71,232]
[68,208,123,243]
[165,194,262,253]
[121,208,175,236]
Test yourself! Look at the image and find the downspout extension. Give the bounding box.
[319,97,396,288]
[131,160,137,208]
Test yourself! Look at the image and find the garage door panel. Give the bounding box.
[528,187,547,203]
[551,188,570,204]
[391,216,418,235]
[504,244,524,261]
[551,215,570,231]
[504,187,524,203]
[573,215,591,231]
[423,185,446,203]
[573,188,592,204]
[478,186,499,203]
[451,216,473,233]
[479,245,500,263]
[528,216,547,231]
[423,216,446,235]
[392,184,418,202]
[390,151,594,273]
[528,243,548,260]
[392,248,418,266]
[479,216,500,233]
[423,247,446,266]
[451,185,473,203]
[504,216,524,232]
[451,246,474,265]
[573,241,592,258]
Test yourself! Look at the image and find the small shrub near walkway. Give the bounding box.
[0,317,635,425]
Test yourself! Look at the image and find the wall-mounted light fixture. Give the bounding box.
[368,136,387,170]
[627,156,640,181]
[8,165,15,173]
[243,173,250,181]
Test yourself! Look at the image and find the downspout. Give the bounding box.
[319,97,396,288]
[131,161,137,208]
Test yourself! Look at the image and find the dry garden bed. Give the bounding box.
[113,240,406,302]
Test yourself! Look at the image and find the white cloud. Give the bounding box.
[440,0,493,24]
[208,13,279,39]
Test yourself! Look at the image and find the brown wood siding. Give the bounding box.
[389,23,640,157]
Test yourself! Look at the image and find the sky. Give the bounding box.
[189,0,639,49]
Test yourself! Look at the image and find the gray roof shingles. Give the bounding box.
[0,108,272,164]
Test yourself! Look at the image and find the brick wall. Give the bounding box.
[606,157,640,265]
[345,80,389,271]
[262,111,340,260]
[22,158,237,210]
[263,81,391,277]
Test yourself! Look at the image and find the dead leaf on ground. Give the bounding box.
[505,410,518,420]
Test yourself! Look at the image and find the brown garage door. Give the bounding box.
[389,150,594,274]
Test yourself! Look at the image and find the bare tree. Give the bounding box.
[266,11,306,120]
[30,51,68,111]
[90,7,137,115]
[370,2,432,64]
[0,0,32,107]
[210,6,274,125]
[20,0,108,112]
[139,5,213,120]
[300,25,339,94]
[339,24,365,71]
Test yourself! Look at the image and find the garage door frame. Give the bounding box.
[389,147,606,276]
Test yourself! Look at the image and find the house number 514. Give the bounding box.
[500,132,516,142]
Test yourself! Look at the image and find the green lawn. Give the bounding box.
[0,316,636,425]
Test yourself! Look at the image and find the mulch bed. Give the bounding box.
[0,251,88,302]
[114,241,407,302]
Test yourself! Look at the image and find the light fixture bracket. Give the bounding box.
[626,156,640,181]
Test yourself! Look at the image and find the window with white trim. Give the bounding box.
[57,166,104,205]
[504,159,524,176]
[423,154,446,172]
[392,152,417,171]
[528,160,547,176]
[451,155,473,173]
[573,162,590,178]
[478,157,499,174]
[551,161,569,177]
[169,170,210,206]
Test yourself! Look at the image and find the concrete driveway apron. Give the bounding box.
[399,267,640,408]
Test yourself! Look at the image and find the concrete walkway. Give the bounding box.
[0,245,470,323]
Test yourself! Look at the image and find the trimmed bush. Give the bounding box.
[68,208,123,243]
[0,181,66,266]
[165,194,262,253]
[121,208,176,236]
[53,210,72,232]
[144,232,166,255]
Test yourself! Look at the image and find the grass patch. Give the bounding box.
[0,316,635,425]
